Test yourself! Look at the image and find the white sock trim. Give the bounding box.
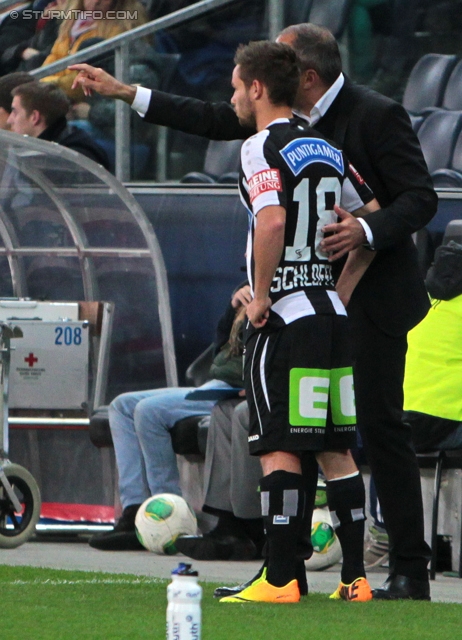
[328,471,360,482]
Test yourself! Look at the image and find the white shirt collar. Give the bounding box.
[293,72,344,126]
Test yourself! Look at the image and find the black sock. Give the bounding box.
[326,473,366,584]
[260,470,306,588]
[299,452,319,559]
[241,517,265,549]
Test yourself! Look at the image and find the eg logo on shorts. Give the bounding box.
[289,367,356,427]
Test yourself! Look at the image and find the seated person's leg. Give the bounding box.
[364,475,389,569]
[176,398,264,561]
[90,387,215,551]
[134,387,216,497]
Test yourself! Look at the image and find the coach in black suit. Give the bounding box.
[71,23,437,599]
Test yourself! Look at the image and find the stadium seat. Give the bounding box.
[284,0,313,25]
[442,219,462,244]
[431,170,462,188]
[402,54,458,115]
[181,140,242,184]
[409,114,425,133]
[441,59,462,111]
[417,110,462,174]
[309,0,352,39]
[431,127,462,187]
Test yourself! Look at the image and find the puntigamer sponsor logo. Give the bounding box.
[280,138,344,175]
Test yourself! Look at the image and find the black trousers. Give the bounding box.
[348,303,431,581]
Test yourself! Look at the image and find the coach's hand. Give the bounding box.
[247,297,271,329]
[320,205,366,261]
[69,63,137,103]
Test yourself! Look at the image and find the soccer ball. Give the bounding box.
[135,493,197,555]
[304,507,342,571]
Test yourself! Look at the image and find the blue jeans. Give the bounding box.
[109,388,216,510]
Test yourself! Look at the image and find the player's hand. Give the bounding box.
[246,297,271,328]
[320,205,366,261]
[232,285,252,309]
[69,64,136,102]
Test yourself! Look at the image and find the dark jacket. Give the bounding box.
[144,78,437,335]
[0,4,38,75]
[38,116,110,170]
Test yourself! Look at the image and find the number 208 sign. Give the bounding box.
[9,321,89,410]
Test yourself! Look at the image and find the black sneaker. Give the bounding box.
[89,504,145,551]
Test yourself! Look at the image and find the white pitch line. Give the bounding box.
[5,578,164,585]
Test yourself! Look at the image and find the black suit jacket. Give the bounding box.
[144,78,438,336]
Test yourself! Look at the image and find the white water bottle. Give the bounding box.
[166,563,202,640]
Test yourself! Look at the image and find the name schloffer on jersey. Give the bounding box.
[239,117,374,327]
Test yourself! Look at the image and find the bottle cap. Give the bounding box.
[172,562,198,577]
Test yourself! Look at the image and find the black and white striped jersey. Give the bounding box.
[239,117,374,326]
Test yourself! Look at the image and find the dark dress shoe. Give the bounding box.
[175,532,258,561]
[373,574,431,601]
[89,530,145,551]
[88,504,144,551]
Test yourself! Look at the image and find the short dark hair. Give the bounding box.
[11,81,70,127]
[234,41,300,108]
[279,23,342,87]
[0,72,34,113]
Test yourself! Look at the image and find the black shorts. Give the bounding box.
[244,315,357,456]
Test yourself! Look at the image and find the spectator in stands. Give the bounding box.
[347,0,393,84]
[89,283,249,551]
[7,80,109,167]
[152,0,265,101]
[0,0,65,76]
[40,0,147,100]
[0,3,37,77]
[0,71,34,129]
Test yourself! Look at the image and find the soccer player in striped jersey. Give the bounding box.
[220,41,380,604]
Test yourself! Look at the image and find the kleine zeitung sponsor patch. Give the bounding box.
[248,168,282,202]
[348,163,365,185]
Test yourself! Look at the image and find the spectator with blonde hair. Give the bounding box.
[41,0,146,99]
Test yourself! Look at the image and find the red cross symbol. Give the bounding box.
[24,353,38,367]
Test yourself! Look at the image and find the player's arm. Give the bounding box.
[70,63,252,140]
[335,198,380,306]
[247,205,286,329]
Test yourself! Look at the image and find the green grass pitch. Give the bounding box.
[0,565,460,639]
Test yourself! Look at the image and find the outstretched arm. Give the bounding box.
[70,62,253,140]
[70,63,137,102]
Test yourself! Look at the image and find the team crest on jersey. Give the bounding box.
[279,137,344,176]
[248,168,282,203]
